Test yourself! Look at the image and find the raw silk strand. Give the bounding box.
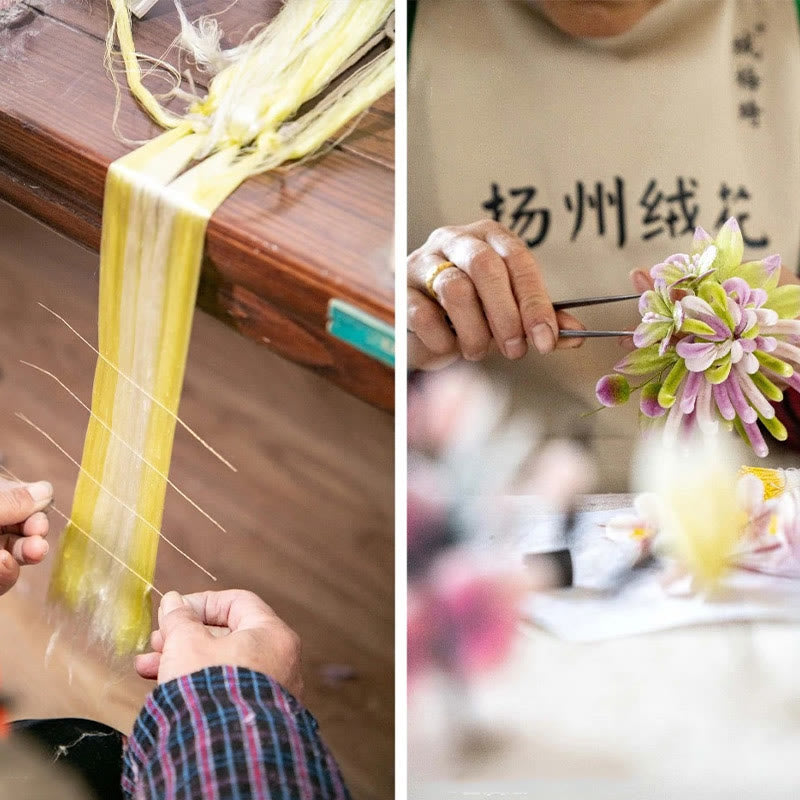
[49,0,395,656]
[49,153,214,655]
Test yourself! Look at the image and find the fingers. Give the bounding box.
[430,262,492,361]
[150,628,164,653]
[408,222,547,362]
[554,311,586,350]
[630,268,654,294]
[179,589,278,633]
[483,226,557,354]
[8,534,48,565]
[0,481,52,526]
[134,651,161,680]
[408,332,460,372]
[437,235,527,359]
[407,287,457,358]
[22,511,49,539]
[0,551,20,595]
[158,590,205,638]
[0,510,50,568]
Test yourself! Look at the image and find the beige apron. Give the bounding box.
[409,0,800,489]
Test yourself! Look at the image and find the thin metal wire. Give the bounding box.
[558,330,633,338]
[20,360,226,534]
[38,303,237,473]
[15,412,217,582]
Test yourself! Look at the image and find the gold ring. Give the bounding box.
[424,261,457,299]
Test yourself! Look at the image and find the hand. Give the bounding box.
[407,220,585,369]
[135,590,304,699]
[0,478,53,595]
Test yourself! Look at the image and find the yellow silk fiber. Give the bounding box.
[50,0,395,656]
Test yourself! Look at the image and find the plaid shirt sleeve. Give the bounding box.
[121,666,351,800]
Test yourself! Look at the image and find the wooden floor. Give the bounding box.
[0,202,394,800]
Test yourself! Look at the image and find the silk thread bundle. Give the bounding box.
[49,0,395,655]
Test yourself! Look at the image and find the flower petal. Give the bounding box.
[724,375,758,424]
[712,381,736,421]
[675,339,720,372]
[735,364,775,419]
[695,377,718,434]
[741,420,769,458]
[640,382,667,418]
[696,245,718,272]
[691,226,714,254]
[633,320,672,349]
[679,370,703,413]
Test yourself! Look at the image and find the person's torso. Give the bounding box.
[408,0,800,488]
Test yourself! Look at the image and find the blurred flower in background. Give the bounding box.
[408,365,597,765]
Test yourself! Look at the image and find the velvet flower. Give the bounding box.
[596,218,800,456]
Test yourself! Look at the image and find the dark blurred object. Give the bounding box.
[408,483,458,581]
[12,718,124,800]
[774,388,800,452]
[524,550,573,588]
[320,663,358,686]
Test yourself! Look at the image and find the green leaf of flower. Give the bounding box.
[764,285,800,319]
[614,346,675,376]
[679,318,716,337]
[713,217,744,278]
[657,360,688,408]
[737,260,779,290]
[705,358,732,384]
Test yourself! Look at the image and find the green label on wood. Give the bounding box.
[327,300,394,368]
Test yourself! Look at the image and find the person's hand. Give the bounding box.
[0,478,53,595]
[135,590,304,699]
[407,220,585,369]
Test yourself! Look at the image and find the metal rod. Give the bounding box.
[553,293,640,311]
[558,330,632,338]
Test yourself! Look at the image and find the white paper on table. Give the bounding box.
[518,507,800,642]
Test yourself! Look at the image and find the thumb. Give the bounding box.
[0,481,53,526]
[158,591,204,639]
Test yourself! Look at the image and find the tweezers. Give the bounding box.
[439,292,640,338]
[554,292,640,338]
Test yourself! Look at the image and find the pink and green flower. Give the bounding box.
[596,218,800,456]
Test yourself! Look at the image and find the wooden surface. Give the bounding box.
[0,0,395,410]
[0,203,394,800]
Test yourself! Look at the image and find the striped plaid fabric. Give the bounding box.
[122,666,351,800]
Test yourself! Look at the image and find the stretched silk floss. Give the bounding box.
[49,0,395,655]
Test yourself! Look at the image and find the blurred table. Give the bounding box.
[409,494,800,798]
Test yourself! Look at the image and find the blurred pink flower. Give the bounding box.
[408,552,523,684]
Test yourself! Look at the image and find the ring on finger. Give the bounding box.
[424,260,459,299]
